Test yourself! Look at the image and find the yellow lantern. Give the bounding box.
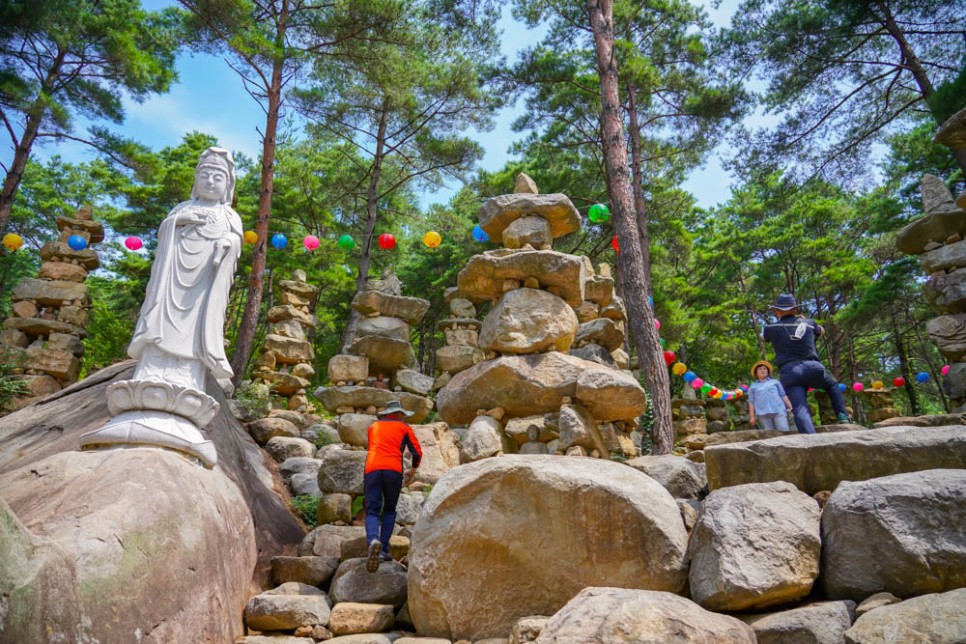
[671,362,687,376]
[423,231,442,248]
[2,233,24,252]
[872,380,883,390]
[243,230,258,244]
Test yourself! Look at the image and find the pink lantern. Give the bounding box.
[691,377,704,389]
[852,382,864,392]
[654,319,661,330]
[124,236,143,251]
[303,235,320,251]
[941,364,951,376]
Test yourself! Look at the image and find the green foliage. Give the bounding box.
[233,380,272,419]
[719,0,966,179]
[0,362,29,410]
[351,495,364,518]
[290,495,319,529]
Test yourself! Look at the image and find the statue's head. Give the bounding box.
[192,147,235,205]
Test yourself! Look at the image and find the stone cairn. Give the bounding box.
[431,288,483,391]
[0,206,102,410]
[251,269,320,412]
[896,107,966,411]
[316,268,434,435]
[435,173,646,461]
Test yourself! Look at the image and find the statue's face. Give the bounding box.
[196,168,228,202]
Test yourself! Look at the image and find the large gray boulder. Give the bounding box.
[689,481,821,611]
[457,248,586,306]
[625,455,707,499]
[410,422,460,485]
[317,449,367,495]
[844,588,966,643]
[0,361,303,643]
[329,559,408,608]
[407,456,689,641]
[743,601,856,644]
[821,469,966,600]
[704,425,966,494]
[533,587,756,643]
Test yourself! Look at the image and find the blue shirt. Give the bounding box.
[748,378,788,415]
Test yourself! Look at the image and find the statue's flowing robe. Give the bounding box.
[129,201,243,380]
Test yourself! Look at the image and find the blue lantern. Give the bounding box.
[67,235,87,251]
[682,371,696,383]
[837,383,847,393]
[271,233,288,249]
[647,296,654,307]
[915,371,930,383]
[472,225,489,243]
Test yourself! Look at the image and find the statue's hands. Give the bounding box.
[176,211,207,226]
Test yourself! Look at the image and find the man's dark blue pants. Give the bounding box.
[364,469,402,554]
[779,360,848,434]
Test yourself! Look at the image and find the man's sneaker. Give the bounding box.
[836,412,853,424]
[366,540,382,573]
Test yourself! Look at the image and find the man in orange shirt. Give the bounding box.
[365,400,423,572]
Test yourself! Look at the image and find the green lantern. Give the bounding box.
[700,383,712,394]
[588,203,610,223]
[337,234,356,250]
[659,338,666,348]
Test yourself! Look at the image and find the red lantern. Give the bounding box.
[612,235,619,253]
[893,377,905,387]
[708,387,719,396]
[663,350,676,366]
[377,233,396,250]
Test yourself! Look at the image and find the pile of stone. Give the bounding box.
[251,269,320,412]
[897,108,966,411]
[397,425,966,643]
[431,288,483,391]
[0,206,101,410]
[435,175,645,461]
[315,271,434,425]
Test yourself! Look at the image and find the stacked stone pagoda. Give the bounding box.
[251,269,320,411]
[436,174,646,459]
[896,107,966,411]
[315,270,433,444]
[432,288,483,391]
[0,206,102,409]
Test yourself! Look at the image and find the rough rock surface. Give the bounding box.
[315,386,433,422]
[689,481,821,611]
[329,559,409,608]
[478,288,578,354]
[436,352,644,425]
[477,193,581,241]
[457,249,586,307]
[459,415,504,462]
[0,449,256,643]
[844,588,966,643]
[744,601,856,644]
[533,587,756,643]
[821,469,966,600]
[407,456,689,641]
[317,449,367,495]
[0,361,304,643]
[704,425,966,494]
[351,291,430,325]
[625,455,707,499]
[410,423,460,484]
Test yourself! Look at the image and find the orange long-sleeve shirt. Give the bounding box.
[365,419,423,474]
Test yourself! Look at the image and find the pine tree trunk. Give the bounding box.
[588,0,672,454]
[230,2,289,385]
[0,50,65,237]
[340,99,390,353]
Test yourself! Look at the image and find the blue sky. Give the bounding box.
[30,1,740,210]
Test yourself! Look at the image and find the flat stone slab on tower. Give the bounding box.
[435,352,644,424]
[477,193,581,241]
[895,207,966,255]
[348,335,415,374]
[704,425,966,494]
[351,290,430,325]
[457,248,586,306]
[314,385,433,422]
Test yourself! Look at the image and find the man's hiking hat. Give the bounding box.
[769,294,798,311]
[751,360,773,377]
[378,400,414,417]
